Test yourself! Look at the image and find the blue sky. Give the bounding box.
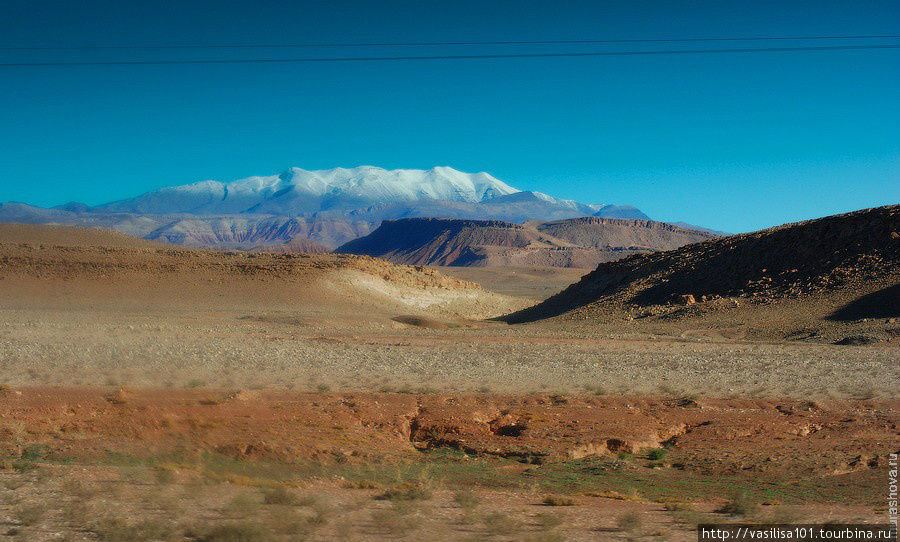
[0,0,897,232]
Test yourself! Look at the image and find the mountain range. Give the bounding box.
[336,217,717,268]
[0,166,689,250]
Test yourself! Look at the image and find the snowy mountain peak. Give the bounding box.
[89,165,648,223]
[98,166,522,214]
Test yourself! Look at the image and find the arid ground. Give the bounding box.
[0,223,897,541]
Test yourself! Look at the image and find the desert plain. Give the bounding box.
[0,216,897,541]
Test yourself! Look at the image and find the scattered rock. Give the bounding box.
[834,335,879,346]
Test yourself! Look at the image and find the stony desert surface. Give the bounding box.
[0,220,897,541]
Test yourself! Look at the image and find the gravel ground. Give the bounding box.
[1,307,895,400]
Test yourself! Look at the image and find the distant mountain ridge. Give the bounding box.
[0,166,658,249]
[336,217,717,268]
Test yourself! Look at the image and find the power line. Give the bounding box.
[1,34,898,51]
[0,44,897,67]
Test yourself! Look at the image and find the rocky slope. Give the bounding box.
[335,217,716,268]
[504,205,900,334]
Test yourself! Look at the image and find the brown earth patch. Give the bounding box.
[1,388,896,480]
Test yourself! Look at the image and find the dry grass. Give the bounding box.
[224,493,261,518]
[534,511,565,530]
[375,482,433,502]
[371,501,419,536]
[15,503,46,526]
[92,517,175,542]
[716,491,760,517]
[453,489,480,509]
[192,522,273,542]
[542,495,576,506]
[482,511,521,536]
[261,485,297,505]
[616,511,642,533]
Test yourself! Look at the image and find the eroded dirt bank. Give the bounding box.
[2,388,895,478]
[1,390,896,541]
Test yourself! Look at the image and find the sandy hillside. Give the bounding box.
[0,223,524,321]
[0,223,165,248]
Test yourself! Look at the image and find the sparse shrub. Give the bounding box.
[483,511,520,535]
[535,511,564,530]
[94,518,174,542]
[271,517,313,538]
[61,501,89,525]
[671,509,709,530]
[342,479,381,489]
[197,523,273,542]
[716,491,759,517]
[224,493,261,518]
[316,383,331,392]
[453,490,480,509]
[477,386,491,394]
[758,507,802,524]
[262,485,297,505]
[616,511,642,533]
[371,504,416,536]
[186,379,206,388]
[582,384,606,395]
[270,509,320,537]
[525,534,566,542]
[647,448,668,461]
[15,504,46,526]
[583,489,642,501]
[295,494,321,507]
[662,500,691,512]
[306,500,332,526]
[154,465,176,484]
[542,495,575,506]
[375,482,432,502]
[21,444,50,462]
[62,478,93,498]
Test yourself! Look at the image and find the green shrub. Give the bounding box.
[647,448,668,461]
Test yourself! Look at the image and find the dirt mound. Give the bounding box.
[505,206,900,327]
[336,217,714,268]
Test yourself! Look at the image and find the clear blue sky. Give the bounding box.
[0,0,897,232]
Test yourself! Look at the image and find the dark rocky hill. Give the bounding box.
[504,205,900,324]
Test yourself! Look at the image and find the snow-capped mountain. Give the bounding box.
[1,166,651,248]
[98,166,522,215]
